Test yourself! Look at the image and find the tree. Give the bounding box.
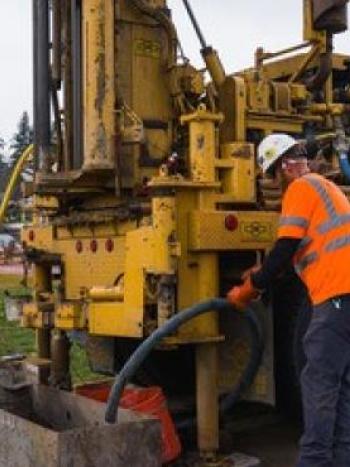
[9,111,33,167]
[9,111,34,186]
[0,137,9,195]
[0,137,5,163]
[5,112,34,204]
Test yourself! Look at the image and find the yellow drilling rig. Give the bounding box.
[7,0,350,461]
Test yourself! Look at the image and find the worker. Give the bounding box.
[228,133,350,467]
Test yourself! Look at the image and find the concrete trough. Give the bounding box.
[0,384,161,467]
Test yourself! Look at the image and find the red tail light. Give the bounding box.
[225,215,239,232]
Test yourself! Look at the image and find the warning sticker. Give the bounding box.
[240,221,274,243]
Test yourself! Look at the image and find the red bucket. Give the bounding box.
[75,383,182,464]
[75,382,111,402]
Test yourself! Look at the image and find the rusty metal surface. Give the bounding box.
[0,385,161,467]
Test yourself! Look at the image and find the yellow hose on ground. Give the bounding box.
[0,144,34,225]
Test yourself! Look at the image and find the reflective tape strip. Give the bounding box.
[297,236,312,251]
[318,214,350,234]
[303,175,337,219]
[279,216,309,229]
[295,251,318,274]
[325,234,350,253]
[303,175,350,234]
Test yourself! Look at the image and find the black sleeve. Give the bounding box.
[251,238,302,290]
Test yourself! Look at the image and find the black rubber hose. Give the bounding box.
[182,0,207,49]
[105,298,264,424]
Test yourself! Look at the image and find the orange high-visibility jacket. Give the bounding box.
[278,173,350,305]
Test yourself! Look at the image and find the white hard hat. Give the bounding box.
[257,134,299,174]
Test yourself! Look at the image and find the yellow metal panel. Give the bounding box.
[134,38,161,59]
[247,115,304,134]
[186,253,219,338]
[189,211,278,251]
[181,108,223,183]
[128,13,173,183]
[88,302,142,337]
[151,197,177,272]
[123,229,148,323]
[56,220,136,239]
[219,76,246,143]
[131,24,171,121]
[122,220,175,314]
[55,302,86,330]
[116,2,174,186]
[32,195,59,210]
[22,303,53,329]
[58,236,126,299]
[248,81,270,112]
[290,84,308,102]
[218,143,256,203]
[173,191,219,340]
[188,119,216,182]
[22,225,54,251]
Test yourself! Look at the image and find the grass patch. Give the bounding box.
[0,275,35,356]
[0,274,104,384]
[70,341,105,384]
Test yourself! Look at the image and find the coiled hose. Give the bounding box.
[333,116,350,183]
[339,151,350,183]
[105,298,264,424]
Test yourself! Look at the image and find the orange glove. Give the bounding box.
[241,265,261,281]
[227,275,260,311]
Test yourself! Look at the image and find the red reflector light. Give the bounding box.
[76,240,83,254]
[225,215,239,231]
[90,239,98,253]
[28,230,35,241]
[105,239,114,252]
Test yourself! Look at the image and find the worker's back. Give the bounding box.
[279,172,350,305]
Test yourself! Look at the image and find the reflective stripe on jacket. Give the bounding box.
[278,173,350,305]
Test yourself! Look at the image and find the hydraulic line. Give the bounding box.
[181,0,226,88]
[339,151,350,182]
[334,115,350,183]
[182,0,207,49]
[0,144,34,225]
[105,298,264,424]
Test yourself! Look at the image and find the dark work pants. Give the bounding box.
[297,295,350,467]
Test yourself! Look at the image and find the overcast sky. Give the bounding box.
[0,1,349,148]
